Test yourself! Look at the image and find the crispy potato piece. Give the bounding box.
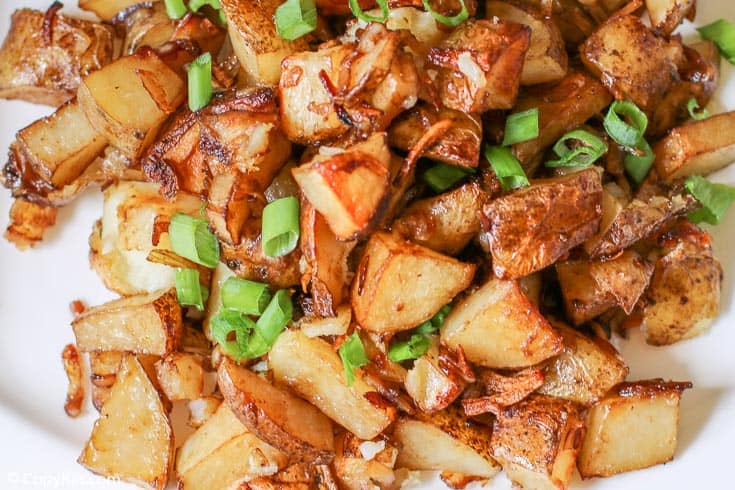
[441,277,563,368]
[4,198,57,250]
[480,168,602,279]
[0,8,114,106]
[463,367,545,416]
[581,15,680,115]
[188,396,223,429]
[299,306,352,338]
[344,6,447,46]
[120,2,176,54]
[79,0,143,20]
[203,262,234,340]
[79,354,173,490]
[538,321,628,405]
[245,463,338,490]
[62,344,85,418]
[270,330,395,440]
[219,359,335,464]
[72,289,182,355]
[654,111,735,181]
[643,225,722,345]
[78,49,186,160]
[556,260,617,325]
[393,182,488,256]
[646,0,695,36]
[394,406,500,479]
[351,231,476,333]
[388,104,482,169]
[404,338,466,413]
[155,353,205,401]
[332,433,397,490]
[221,0,309,86]
[490,396,584,490]
[578,380,692,478]
[428,19,530,112]
[486,1,568,85]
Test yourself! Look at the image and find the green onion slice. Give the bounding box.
[698,19,735,65]
[164,0,188,19]
[187,53,213,111]
[387,334,431,363]
[262,196,300,258]
[603,100,648,149]
[414,304,451,335]
[686,98,710,121]
[423,163,474,193]
[175,268,208,310]
[349,0,390,23]
[685,175,735,225]
[623,139,654,184]
[421,0,469,27]
[210,310,257,361]
[502,108,539,146]
[168,213,219,268]
[254,289,293,347]
[275,0,317,41]
[221,277,271,316]
[189,0,227,24]
[546,130,608,168]
[484,145,530,191]
[338,331,369,386]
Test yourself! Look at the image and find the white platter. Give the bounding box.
[0,1,733,489]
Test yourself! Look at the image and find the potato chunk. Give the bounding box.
[428,19,530,112]
[155,353,205,401]
[218,359,335,464]
[333,432,398,490]
[4,198,57,250]
[269,330,395,440]
[78,354,173,490]
[578,380,692,478]
[490,396,584,490]
[480,168,602,279]
[441,277,563,369]
[646,0,695,36]
[0,8,113,106]
[404,338,465,413]
[351,231,476,333]
[72,289,182,356]
[79,0,144,21]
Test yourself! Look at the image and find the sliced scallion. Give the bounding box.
[221,277,271,316]
[423,163,474,193]
[349,0,390,23]
[168,213,219,268]
[603,100,648,149]
[262,196,300,257]
[698,19,735,65]
[484,145,529,191]
[421,0,469,27]
[685,175,735,225]
[164,0,188,19]
[687,98,710,121]
[175,268,208,310]
[275,0,317,41]
[387,334,431,363]
[210,310,257,361]
[502,108,539,146]
[338,331,369,386]
[254,289,293,347]
[188,53,213,112]
[546,129,607,168]
[623,139,654,184]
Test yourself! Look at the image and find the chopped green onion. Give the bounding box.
[414,304,451,335]
[687,98,710,121]
[275,0,317,41]
[349,0,390,23]
[254,289,293,346]
[546,130,608,168]
[210,310,258,361]
[262,196,300,257]
[168,213,219,268]
[338,331,369,386]
[387,334,431,363]
[623,139,654,184]
[421,0,469,27]
[685,175,735,225]
[221,277,271,316]
[484,145,530,191]
[603,101,648,149]
[698,19,735,65]
[164,0,188,19]
[502,108,539,146]
[175,268,208,310]
[423,163,474,193]
[188,53,213,112]
[189,0,227,24]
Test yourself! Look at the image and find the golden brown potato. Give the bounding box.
[0,7,114,106]
[654,111,735,181]
[581,15,680,115]
[441,277,563,368]
[3,198,57,250]
[299,306,352,338]
[428,19,531,112]
[485,1,568,85]
[218,359,335,464]
[393,182,488,256]
[646,0,695,36]
[556,260,617,325]
[72,289,182,355]
[79,0,144,21]
[120,2,176,54]
[187,396,222,429]
[245,463,338,490]
[578,380,692,478]
[79,354,173,490]
[351,231,476,333]
[538,321,628,405]
[155,353,205,401]
[269,330,395,440]
[344,6,447,46]
[78,49,186,160]
[332,433,398,490]
[480,168,603,279]
[404,338,466,413]
[490,396,584,490]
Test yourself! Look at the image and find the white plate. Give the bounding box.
[0,1,734,489]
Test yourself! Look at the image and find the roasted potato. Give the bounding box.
[556,259,617,325]
[0,7,114,106]
[343,6,447,46]
[299,306,351,338]
[646,0,696,36]
[120,2,176,55]
[404,338,466,413]
[351,231,476,333]
[79,354,174,490]
[72,288,182,356]
[578,380,692,478]
[187,396,223,429]
[480,168,603,279]
[332,433,398,490]
[155,352,205,401]
[441,277,563,368]
[79,0,144,21]
[3,198,57,249]
[269,330,395,440]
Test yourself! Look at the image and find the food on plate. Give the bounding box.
[2,1,735,489]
